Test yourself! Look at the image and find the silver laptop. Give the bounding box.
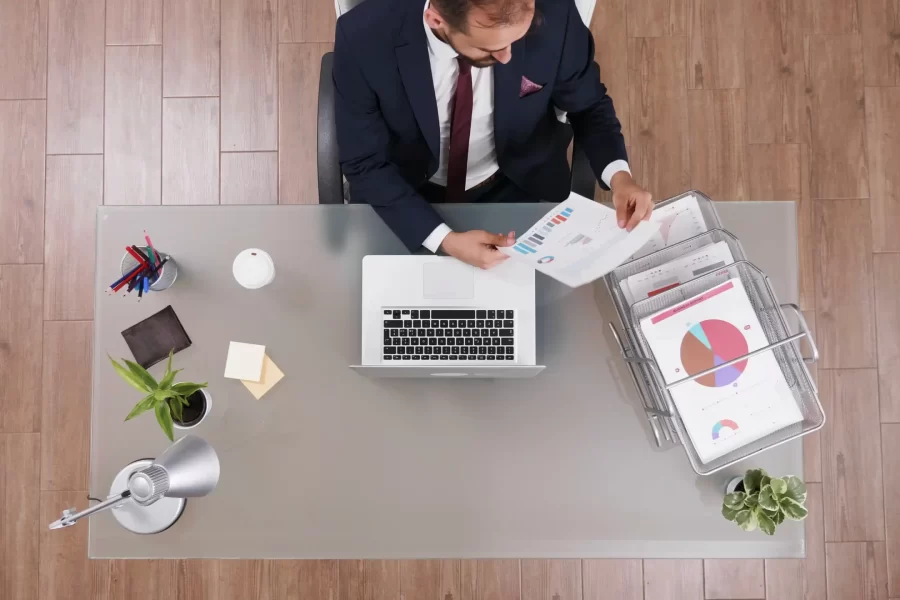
[351,255,545,378]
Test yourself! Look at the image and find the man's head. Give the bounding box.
[424,0,536,67]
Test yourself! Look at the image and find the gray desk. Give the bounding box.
[90,202,803,559]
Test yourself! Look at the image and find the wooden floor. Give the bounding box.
[0,0,898,597]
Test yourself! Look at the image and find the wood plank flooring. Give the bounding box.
[43,155,103,320]
[104,45,162,205]
[163,0,220,98]
[221,0,278,151]
[0,100,46,263]
[106,0,163,45]
[1,0,897,597]
[162,97,220,205]
[0,265,44,433]
[0,0,48,99]
[703,559,764,598]
[40,321,93,491]
[47,0,104,154]
[743,0,807,145]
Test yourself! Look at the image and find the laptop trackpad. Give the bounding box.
[423,261,475,299]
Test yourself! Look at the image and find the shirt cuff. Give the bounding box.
[601,160,631,188]
[422,223,453,253]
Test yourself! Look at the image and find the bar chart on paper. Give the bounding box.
[619,240,736,305]
[512,206,574,256]
[501,194,659,287]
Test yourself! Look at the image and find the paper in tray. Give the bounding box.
[638,277,803,463]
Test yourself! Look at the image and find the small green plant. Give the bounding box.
[109,350,208,442]
[722,468,808,535]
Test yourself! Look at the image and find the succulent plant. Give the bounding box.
[109,350,207,442]
[722,468,808,535]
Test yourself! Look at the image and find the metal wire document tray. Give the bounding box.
[604,191,825,475]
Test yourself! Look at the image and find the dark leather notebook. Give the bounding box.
[121,305,192,368]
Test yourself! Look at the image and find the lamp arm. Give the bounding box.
[48,490,132,530]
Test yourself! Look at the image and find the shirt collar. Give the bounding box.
[423,1,459,62]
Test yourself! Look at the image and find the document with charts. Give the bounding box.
[639,278,803,463]
[631,193,708,260]
[619,240,736,306]
[499,193,660,288]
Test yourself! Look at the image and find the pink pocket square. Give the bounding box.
[520,76,544,98]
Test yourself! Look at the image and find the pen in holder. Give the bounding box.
[120,246,178,292]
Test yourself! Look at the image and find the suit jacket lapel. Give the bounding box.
[492,38,526,160]
[395,7,440,161]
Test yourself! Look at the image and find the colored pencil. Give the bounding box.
[144,231,161,263]
[111,239,168,297]
[109,263,143,291]
[148,257,167,282]
[131,245,150,263]
[125,245,149,267]
[111,264,144,293]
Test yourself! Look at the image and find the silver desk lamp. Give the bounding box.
[49,435,220,534]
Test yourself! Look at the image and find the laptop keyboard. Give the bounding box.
[382,308,515,361]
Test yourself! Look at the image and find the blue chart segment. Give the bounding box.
[679,319,750,387]
[689,323,712,349]
[514,206,574,255]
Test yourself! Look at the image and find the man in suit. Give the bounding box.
[334,0,653,268]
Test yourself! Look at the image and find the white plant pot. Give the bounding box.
[725,475,745,495]
[173,388,211,430]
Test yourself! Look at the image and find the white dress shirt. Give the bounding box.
[420,4,630,253]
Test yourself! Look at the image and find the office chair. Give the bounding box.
[316,0,599,204]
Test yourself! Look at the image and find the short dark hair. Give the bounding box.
[431,0,534,32]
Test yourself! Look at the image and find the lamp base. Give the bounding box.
[110,459,185,534]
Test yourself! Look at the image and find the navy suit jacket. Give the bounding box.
[333,0,628,251]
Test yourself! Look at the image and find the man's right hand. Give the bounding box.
[440,230,515,269]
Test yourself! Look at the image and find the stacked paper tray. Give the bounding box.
[605,229,747,446]
[603,192,825,475]
[603,191,726,448]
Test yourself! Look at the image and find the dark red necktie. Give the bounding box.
[446,58,473,202]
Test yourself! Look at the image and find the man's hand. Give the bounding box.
[611,171,653,231]
[440,230,515,269]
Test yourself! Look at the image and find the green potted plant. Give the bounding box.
[722,468,808,535]
[109,351,209,441]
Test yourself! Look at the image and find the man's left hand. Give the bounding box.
[611,171,653,231]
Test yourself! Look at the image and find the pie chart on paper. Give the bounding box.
[679,319,750,387]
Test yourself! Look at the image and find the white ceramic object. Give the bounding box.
[233,248,276,289]
[724,475,744,494]
[173,389,211,430]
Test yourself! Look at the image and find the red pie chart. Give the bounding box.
[680,319,749,387]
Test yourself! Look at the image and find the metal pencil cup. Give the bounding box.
[120,247,178,291]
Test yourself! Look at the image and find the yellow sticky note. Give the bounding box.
[240,354,284,399]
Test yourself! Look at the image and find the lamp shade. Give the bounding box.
[128,435,220,505]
